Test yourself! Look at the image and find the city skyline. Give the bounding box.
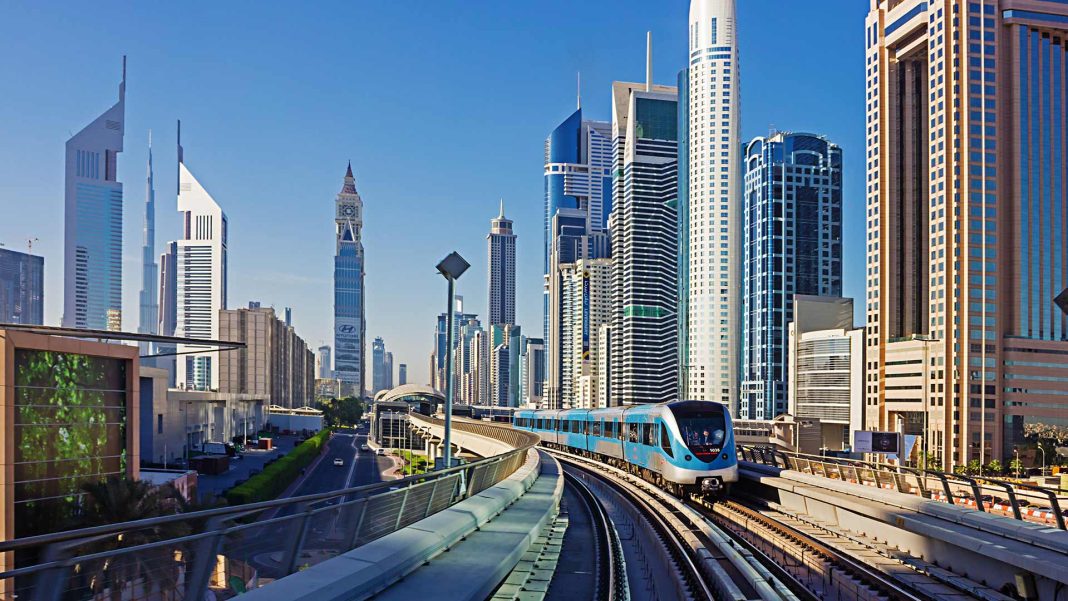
[0,1,868,385]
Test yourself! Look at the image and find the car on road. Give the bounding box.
[333,458,344,467]
[375,448,386,456]
[360,444,370,451]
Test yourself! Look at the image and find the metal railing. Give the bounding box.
[737,445,1066,531]
[1,426,537,601]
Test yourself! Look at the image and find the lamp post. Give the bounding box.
[436,252,470,470]
[1038,444,1046,476]
[1014,447,1021,479]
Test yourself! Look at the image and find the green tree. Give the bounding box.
[985,459,1002,475]
[315,396,363,427]
[966,459,982,475]
[1008,458,1023,478]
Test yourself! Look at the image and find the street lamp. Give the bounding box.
[1014,447,1021,479]
[436,251,470,470]
[1038,444,1046,476]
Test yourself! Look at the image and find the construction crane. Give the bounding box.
[27,237,38,252]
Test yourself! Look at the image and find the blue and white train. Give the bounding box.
[513,400,738,498]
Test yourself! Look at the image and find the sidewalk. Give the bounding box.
[364,438,405,480]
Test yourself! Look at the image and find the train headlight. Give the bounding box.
[720,452,728,461]
[684,454,692,462]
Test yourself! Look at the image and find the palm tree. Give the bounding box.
[71,477,191,601]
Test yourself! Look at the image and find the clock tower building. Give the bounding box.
[334,162,366,398]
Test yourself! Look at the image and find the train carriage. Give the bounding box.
[514,400,738,498]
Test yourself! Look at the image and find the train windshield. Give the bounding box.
[670,404,727,460]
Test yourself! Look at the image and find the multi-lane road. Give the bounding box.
[288,425,395,498]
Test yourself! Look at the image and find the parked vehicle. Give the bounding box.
[376,448,386,456]
[333,458,344,467]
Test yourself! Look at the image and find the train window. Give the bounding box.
[642,423,654,446]
[659,422,674,458]
[671,403,727,460]
[591,420,600,437]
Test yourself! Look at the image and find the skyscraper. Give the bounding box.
[522,337,545,407]
[384,351,394,391]
[0,248,44,325]
[741,132,842,419]
[559,258,612,408]
[138,131,158,358]
[679,0,742,407]
[334,163,366,398]
[173,123,228,390]
[609,35,680,405]
[63,58,125,330]
[398,363,407,386]
[865,0,1068,469]
[372,337,388,395]
[487,200,516,327]
[157,240,178,384]
[317,345,332,379]
[543,103,612,409]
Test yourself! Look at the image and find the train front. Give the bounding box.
[664,400,739,495]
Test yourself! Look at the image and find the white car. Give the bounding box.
[375,448,386,456]
[360,444,370,451]
[333,458,344,467]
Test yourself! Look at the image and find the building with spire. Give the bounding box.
[488,200,516,327]
[138,131,158,359]
[63,58,126,330]
[334,162,366,398]
[679,0,742,408]
[173,122,228,390]
[609,33,680,406]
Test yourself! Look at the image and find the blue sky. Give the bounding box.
[0,1,868,385]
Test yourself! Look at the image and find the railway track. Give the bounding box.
[691,495,1017,601]
[548,449,797,601]
[561,470,628,600]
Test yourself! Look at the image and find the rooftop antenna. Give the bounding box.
[645,31,653,92]
[577,71,581,110]
[119,55,127,101]
[27,237,39,252]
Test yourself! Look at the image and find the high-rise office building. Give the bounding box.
[543,104,612,409]
[384,351,394,391]
[372,337,387,395]
[0,248,44,325]
[522,337,545,407]
[317,345,332,379]
[559,258,612,408]
[173,124,228,390]
[609,37,680,405]
[63,59,125,330]
[335,163,366,398]
[432,296,482,397]
[544,103,612,340]
[679,0,742,407]
[545,209,610,408]
[157,241,178,384]
[138,132,158,358]
[489,324,522,407]
[741,132,843,419]
[487,201,516,327]
[398,363,407,386]
[865,0,1068,469]
[219,304,315,409]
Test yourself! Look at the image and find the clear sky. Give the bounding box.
[0,1,868,386]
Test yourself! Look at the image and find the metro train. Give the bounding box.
[513,400,738,497]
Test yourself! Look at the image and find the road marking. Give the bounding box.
[344,435,358,488]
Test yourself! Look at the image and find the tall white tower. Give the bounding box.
[138,131,158,358]
[174,122,228,390]
[63,58,125,330]
[681,0,741,408]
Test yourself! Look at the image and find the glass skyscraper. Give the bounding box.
[866,0,1068,468]
[0,248,44,325]
[741,132,842,420]
[63,59,125,330]
[334,163,366,398]
[543,106,612,408]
